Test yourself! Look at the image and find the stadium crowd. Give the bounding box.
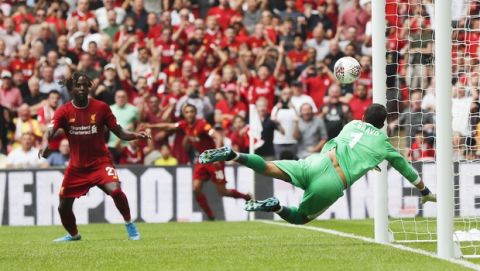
[0,0,478,169]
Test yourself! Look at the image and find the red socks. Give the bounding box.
[110,188,132,222]
[59,209,78,236]
[226,189,251,201]
[195,193,214,219]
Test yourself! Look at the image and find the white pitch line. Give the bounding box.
[258,220,480,271]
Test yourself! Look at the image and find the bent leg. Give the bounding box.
[193,179,214,219]
[215,183,251,200]
[100,182,131,222]
[58,197,78,236]
[277,206,311,225]
[235,153,292,182]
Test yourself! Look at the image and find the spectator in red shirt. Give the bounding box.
[229,115,249,153]
[0,70,22,112]
[141,95,173,150]
[408,129,435,162]
[70,0,96,22]
[119,140,145,164]
[287,34,309,73]
[337,0,370,42]
[348,84,372,120]
[214,85,247,131]
[302,62,335,109]
[9,44,36,81]
[207,0,240,31]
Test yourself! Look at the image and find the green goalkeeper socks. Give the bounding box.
[277,206,310,225]
[235,153,267,173]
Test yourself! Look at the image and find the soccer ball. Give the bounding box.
[333,56,361,84]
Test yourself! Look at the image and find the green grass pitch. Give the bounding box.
[0,220,478,271]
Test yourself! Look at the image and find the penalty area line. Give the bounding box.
[258,220,480,271]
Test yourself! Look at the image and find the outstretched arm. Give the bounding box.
[110,125,151,141]
[145,122,179,131]
[385,142,436,203]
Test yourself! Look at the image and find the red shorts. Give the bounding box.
[60,162,120,198]
[193,162,227,185]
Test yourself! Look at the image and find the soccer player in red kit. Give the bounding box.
[147,104,251,220]
[39,72,150,242]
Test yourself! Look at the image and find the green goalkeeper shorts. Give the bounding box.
[273,153,345,219]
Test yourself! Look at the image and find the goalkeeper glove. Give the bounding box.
[420,187,437,204]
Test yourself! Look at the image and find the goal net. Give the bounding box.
[384,0,480,258]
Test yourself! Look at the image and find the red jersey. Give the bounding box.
[215,99,247,130]
[304,74,333,109]
[177,118,215,154]
[207,6,239,30]
[70,11,95,22]
[348,96,372,120]
[119,145,144,164]
[9,58,36,80]
[249,76,276,109]
[409,142,435,162]
[51,98,119,168]
[288,50,309,68]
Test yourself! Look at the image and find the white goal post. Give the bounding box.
[373,0,458,259]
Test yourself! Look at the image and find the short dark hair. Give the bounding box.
[61,71,93,91]
[364,103,387,128]
[182,103,197,113]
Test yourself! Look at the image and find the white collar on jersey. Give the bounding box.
[72,98,90,109]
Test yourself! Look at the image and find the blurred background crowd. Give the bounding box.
[0,0,478,169]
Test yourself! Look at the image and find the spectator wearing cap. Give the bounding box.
[0,70,22,111]
[47,138,70,167]
[95,63,122,105]
[6,133,46,169]
[0,17,22,56]
[290,81,317,114]
[349,84,372,120]
[215,84,247,131]
[69,31,86,58]
[306,25,330,62]
[39,65,69,103]
[294,103,328,159]
[96,0,126,30]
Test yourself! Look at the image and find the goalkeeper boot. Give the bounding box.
[245,197,280,212]
[53,234,81,242]
[125,222,141,241]
[199,146,236,164]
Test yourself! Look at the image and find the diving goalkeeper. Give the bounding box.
[199,103,437,225]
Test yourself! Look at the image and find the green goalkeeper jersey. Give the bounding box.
[321,120,419,187]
